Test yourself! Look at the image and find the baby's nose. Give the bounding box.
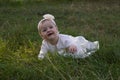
[47,29,51,32]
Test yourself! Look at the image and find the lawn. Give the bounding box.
[0,0,120,80]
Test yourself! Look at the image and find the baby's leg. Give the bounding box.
[71,36,99,58]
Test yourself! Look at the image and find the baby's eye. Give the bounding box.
[42,29,47,32]
[49,26,53,29]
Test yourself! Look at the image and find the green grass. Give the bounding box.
[0,0,120,80]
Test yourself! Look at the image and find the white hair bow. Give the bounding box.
[43,14,55,20]
[38,14,56,30]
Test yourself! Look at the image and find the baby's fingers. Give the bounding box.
[69,46,77,53]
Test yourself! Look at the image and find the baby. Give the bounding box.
[37,14,99,59]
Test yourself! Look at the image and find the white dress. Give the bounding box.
[38,34,99,59]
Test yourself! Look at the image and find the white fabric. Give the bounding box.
[38,34,99,59]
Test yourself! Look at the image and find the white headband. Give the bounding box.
[38,14,56,30]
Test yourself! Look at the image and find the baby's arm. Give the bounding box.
[62,35,77,54]
[38,41,48,60]
[38,50,46,59]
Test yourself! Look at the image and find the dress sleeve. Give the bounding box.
[38,40,48,59]
[62,35,75,47]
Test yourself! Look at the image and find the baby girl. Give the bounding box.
[37,14,99,59]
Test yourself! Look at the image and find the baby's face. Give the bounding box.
[40,20,59,41]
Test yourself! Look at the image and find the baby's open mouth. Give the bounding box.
[47,33,54,36]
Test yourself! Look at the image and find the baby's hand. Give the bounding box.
[38,55,44,60]
[68,45,77,53]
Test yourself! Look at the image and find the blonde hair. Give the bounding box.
[37,14,56,32]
